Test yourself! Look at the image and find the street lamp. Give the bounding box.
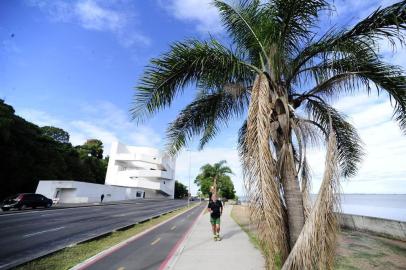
[187,149,191,208]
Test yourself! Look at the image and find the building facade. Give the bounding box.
[105,142,176,199]
[35,142,176,203]
[36,180,145,203]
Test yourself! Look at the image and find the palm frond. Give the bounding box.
[243,73,289,266]
[272,0,330,54]
[214,0,273,68]
[166,89,248,155]
[282,130,340,270]
[132,38,256,122]
[296,49,406,132]
[305,99,364,178]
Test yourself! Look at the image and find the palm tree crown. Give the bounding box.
[132,1,406,269]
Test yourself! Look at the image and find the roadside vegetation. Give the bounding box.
[13,205,195,270]
[174,180,189,199]
[194,160,236,199]
[0,100,108,200]
[132,0,406,268]
[232,204,406,270]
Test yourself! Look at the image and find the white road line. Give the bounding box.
[40,213,55,217]
[150,237,161,245]
[170,225,176,230]
[23,226,65,238]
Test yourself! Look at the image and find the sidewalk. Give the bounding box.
[168,204,265,270]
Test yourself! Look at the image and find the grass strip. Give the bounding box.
[14,205,194,270]
[230,205,260,250]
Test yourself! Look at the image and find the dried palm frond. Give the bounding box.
[300,157,312,220]
[281,130,340,270]
[243,73,289,267]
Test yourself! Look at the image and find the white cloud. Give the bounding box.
[75,0,125,31]
[163,0,223,33]
[17,101,161,156]
[27,0,150,47]
[307,95,406,194]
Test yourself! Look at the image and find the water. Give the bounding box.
[339,194,406,222]
[241,194,406,221]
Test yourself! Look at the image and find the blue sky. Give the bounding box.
[1,0,406,195]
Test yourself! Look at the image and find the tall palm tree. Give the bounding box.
[197,160,233,195]
[132,1,406,268]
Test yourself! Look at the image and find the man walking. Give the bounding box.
[207,194,223,241]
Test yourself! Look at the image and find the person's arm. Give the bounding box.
[207,203,212,213]
[220,202,223,215]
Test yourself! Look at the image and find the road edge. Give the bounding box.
[158,206,206,270]
[70,203,201,270]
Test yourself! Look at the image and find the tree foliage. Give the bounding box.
[40,126,70,144]
[194,160,236,199]
[0,100,109,200]
[174,180,188,199]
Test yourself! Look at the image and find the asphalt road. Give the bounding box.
[0,199,189,270]
[83,203,205,270]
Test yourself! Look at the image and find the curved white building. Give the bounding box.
[105,142,176,198]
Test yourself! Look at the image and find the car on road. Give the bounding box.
[1,193,53,211]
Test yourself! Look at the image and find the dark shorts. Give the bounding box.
[210,217,220,225]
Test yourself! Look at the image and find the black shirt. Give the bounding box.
[208,200,223,218]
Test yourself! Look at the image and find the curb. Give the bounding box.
[70,203,201,270]
[159,207,206,270]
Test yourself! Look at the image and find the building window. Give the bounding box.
[136,191,142,197]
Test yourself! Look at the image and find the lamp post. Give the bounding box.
[187,149,191,208]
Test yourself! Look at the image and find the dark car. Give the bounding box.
[1,193,53,211]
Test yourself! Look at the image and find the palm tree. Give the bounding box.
[196,160,233,196]
[132,1,406,268]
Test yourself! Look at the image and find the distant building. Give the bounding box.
[105,142,176,199]
[36,142,176,203]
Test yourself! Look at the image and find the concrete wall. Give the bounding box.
[339,213,406,241]
[36,180,145,203]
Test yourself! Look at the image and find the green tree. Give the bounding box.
[132,1,406,268]
[40,126,70,143]
[174,180,188,199]
[0,100,109,199]
[218,176,236,199]
[78,139,104,159]
[194,161,235,199]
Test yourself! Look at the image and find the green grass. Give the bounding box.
[230,207,260,249]
[13,205,195,270]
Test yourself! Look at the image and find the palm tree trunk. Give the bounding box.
[213,175,217,195]
[272,94,306,249]
[281,143,305,249]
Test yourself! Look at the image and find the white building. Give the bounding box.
[35,142,176,203]
[36,180,145,204]
[105,142,176,199]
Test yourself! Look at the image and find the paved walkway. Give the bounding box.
[168,204,265,270]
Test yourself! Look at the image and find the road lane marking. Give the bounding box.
[117,267,125,270]
[150,237,161,245]
[40,213,56,217]
[170,225,176,230]
[23,226,65,238]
